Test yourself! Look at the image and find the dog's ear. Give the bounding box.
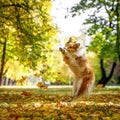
[65,37,72,46]
[78,43,80,46]
[68,37,72,43]
[76,43,80,47]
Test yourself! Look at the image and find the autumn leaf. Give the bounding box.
[97,84,103,89]
[37,82,48,89]
[0,87,120,120]
[21,91,32,97]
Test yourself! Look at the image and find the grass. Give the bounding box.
[0,86,72,95]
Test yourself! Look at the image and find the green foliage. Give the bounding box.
[88,33,117,60]
[71,0,120,61]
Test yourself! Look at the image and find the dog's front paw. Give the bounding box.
[59,47,65,54]
[59,47,63,51]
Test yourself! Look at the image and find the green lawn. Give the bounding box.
[0,86,120,120]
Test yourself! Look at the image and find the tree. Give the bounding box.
[0,0,57,85]
[71,0,120,86]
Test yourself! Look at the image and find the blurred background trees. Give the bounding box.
[0,0,120,86]
[0,0,57,85]
[71,0,120,86]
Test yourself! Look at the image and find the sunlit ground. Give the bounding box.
[0,85,120,120]
[0,85,72,89]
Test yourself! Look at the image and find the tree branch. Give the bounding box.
[107,62,116,80]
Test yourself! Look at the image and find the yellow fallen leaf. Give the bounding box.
[97,84,103,89]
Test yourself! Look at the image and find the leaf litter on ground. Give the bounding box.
[0,86,120,120]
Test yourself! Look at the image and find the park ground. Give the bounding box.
[0,85,120,120]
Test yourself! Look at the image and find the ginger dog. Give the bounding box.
[59,38,95,100]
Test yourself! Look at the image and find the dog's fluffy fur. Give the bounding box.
[59,38,95,100]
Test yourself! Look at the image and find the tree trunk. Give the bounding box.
[97,59,117,87]
[0,38,7,85]
[97,59,106,86]
[102,62,116,87]
[3,77,7,85]
[7,78,11,85]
